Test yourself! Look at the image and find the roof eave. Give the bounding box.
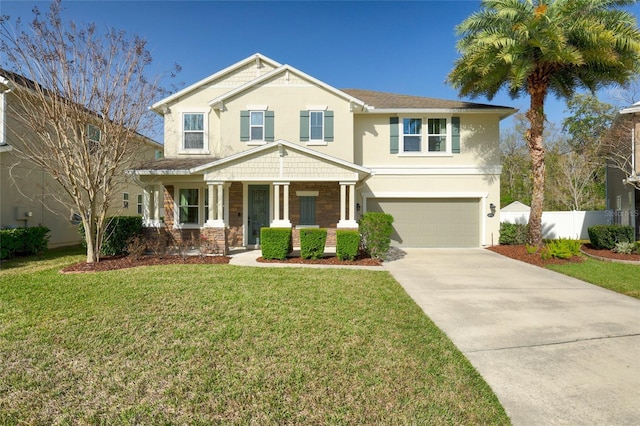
[361,107,518,119]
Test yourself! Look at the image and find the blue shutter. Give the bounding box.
[300,110,309,142]
[451,116,460,153]
[324,111,334,142]
[390,117,399,154]
[240,110,250,142]
[265,110,275,142]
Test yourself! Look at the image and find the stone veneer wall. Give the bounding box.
[288,182,340,228]
[227,182,244,247]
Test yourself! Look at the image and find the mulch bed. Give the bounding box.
[487,243,640,268]
[61,254,230,273]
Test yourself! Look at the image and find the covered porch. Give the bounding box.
[133,140,370,254]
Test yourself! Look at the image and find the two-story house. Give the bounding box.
[133,53,515,253]
[0,70,162,248]
[606,101,640,239]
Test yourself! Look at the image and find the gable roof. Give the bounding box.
[620,101,640,115]
[342,88,516,118]
[207,64,367,110]
[151,53,282,113]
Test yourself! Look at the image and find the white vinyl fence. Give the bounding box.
[500,211,610,240]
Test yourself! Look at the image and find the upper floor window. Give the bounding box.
[399,117,452,154]
[87,124,101,153]
[300,110,334,144]
[310,111,324,141]
[183,113,204,150]
[241,110,274,144]
[250,111,264,141]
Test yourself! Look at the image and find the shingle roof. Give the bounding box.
[341,88,512,110]
[134,157,216,172]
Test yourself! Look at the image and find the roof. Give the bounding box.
[620,101,640,115]
[342,88,516,118]
[501,201,531,212]
[134,157,215,173]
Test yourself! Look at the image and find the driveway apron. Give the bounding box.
[383,248,640,425]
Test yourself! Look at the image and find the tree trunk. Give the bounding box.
[525,85,547,247]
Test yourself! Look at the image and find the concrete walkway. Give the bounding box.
[228,248,640,424]
[383,248,640,426]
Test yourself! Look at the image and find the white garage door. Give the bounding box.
[367,198,480,247]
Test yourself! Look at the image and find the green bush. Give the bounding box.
[0,226,50,259]
[499,222,528,245]
[360,212,394,260]
[588,225,634,250]
[336,230,360,261]
[544,238,581,259]
[300,228,327,260]
[79,216,143,256]
[260,228,291,260]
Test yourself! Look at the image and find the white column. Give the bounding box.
[153,186,161,224]
[143,186,151,225]
[206,182,225,227]
[340,184,347,222]
[283,183,290,222]
[338,181,358,228]
[348,184,355,221]
[273,183,280,221]
[271,182,291,227]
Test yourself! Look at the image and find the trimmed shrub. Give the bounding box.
[588,225,634,250]
[336,230,360,261]
[260,227,291,260]
[499,222,528,245]
[0,226,50,259]
[79,216,144,256]
[299,228,327,260]
[360,212,394,260]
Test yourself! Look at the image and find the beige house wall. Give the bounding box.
[162,69,354,162]
[354,113,501,168]
[1,90,160,248]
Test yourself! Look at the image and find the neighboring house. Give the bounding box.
[0,71,162,247]
[133,53,516,252]
[606,102,640,239]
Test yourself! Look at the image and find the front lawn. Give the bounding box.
[0,250,509,424]
[547,258,640,299]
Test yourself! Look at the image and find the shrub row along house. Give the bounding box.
[132,53,516,253]
[0,70,161,248]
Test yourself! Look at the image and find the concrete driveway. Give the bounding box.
[383,248,640,426]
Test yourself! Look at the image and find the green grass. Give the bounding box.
[0,250,509,424]
[548,258,640,299]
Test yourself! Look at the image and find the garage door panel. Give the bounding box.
[367,198,479,247]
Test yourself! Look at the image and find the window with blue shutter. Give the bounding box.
[451,116,460,153]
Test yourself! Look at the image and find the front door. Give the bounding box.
[248,185,270,245]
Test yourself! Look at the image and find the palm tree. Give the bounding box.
[447,0,640,246]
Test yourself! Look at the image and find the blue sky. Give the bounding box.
[3,0,639,136]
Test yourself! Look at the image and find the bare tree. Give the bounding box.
[0,1,168,262]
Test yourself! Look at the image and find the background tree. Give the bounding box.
[0,1,169,263]
[447,0,640,246]
[500,114,532,207]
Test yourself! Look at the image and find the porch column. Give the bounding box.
[338,181,358,228]
[271,181,291,227]
[153,185,161,224]
[143,186,151,225]
[205,181,225,227]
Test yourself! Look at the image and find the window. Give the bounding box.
[310,111,324,140]
[428,119,447,152]
[250,111,264,141]
[183,113,204,150]
[403,118,422,152]
[299,196,316,225]
[155,149,163,159]
[87,124,101,153]
[137,194,143,215]
[179,188,199,224]
[123,192,129,209]
[398,117,454,154]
